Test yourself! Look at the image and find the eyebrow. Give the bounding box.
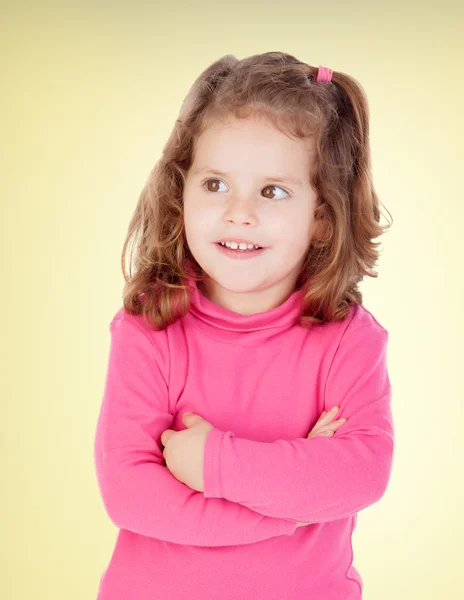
[191,167,304,187]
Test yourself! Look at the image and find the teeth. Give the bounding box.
[220,241,261,250]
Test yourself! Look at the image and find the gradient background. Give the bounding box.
[2,1,463,598]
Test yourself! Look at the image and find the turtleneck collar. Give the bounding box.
[184,277,307,347]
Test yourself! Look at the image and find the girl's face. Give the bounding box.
[183,115,319,315]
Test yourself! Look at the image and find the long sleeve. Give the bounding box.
[93,311,296,547]
[203,322,395,524]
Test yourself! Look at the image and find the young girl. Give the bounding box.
[94,51,394,600]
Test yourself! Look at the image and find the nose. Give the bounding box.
[223,195,257,226]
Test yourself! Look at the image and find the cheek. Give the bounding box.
[183,200,203,232]
[273,214,313,245]
[183,204,218,246]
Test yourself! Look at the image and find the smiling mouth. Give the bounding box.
[216,242,264,251]
[215,242,268,258]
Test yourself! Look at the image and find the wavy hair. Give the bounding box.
[120,51,393,330]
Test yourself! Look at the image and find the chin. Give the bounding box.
[212,275,269,293]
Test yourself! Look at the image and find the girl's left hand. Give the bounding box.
[160,412,215,492]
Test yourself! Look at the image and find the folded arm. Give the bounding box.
[203,323,395,524]
[94,310,296,547]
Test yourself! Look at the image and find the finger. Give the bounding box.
[316,407,339,427]
[307,419,346,438]
[319,419,347,433]
[308,426,332,438]
[308,429,334,439]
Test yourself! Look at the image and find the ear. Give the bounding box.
[311,216,331,246]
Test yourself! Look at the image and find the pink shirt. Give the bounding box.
[94,278,394,599]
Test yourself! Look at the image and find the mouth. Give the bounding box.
[215,241,265,250]
[214,241,268,258]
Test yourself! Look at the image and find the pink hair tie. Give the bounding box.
[316,65,333,82]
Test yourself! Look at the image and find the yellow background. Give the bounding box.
[2,1,462,598]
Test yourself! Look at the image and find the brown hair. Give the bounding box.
[120,51,393,330]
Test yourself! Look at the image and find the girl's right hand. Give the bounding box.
[307,406,347,440]
[295,407,347,529]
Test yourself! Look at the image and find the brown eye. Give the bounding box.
[202,179,225,192]
[262,185,289,200]
[202,179,289,200]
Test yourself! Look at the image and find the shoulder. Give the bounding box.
[345,303,389,337]
[318,303,389,356]
[108,306,170,381]
[109,306,170,337]
[110,306,151,334]
[323,303,390,388]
